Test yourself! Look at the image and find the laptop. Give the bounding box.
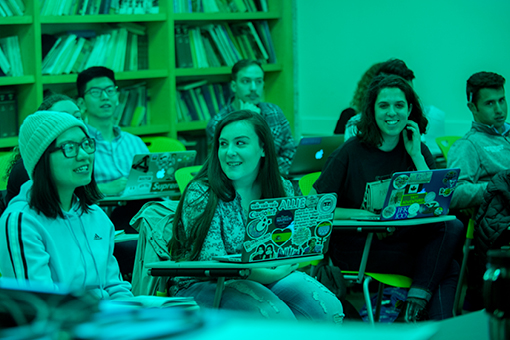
[354,168,460,221]
[288,135,344,176]
[122,151,197,198]
[213,193,337,263]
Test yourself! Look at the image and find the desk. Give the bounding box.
[146,255,324,308]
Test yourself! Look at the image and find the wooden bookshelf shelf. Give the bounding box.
[122,124,170,136]
[173,12,280,22]
[40,14,167,24]
[0,16,33,25]
[0,76,35,86]
[177,121,208,131]
[0,137,19,149]
[175,63,282,77]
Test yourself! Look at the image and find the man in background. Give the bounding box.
[77,66,149,196]
[448,71,509,209]
[206,59,296,174]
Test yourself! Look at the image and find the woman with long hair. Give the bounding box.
[169,110,344,323]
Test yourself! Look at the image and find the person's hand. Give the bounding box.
[274,263,299,279]
[98,177,128,196]
[403,120,422,158]
[238,100,261,114]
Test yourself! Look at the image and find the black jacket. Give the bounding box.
[474,170,510,260]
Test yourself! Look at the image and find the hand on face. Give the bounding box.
[403,120,422,158]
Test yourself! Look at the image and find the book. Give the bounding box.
[194,86,211,120]
[128,33,138,71]
[254,20,276,63]
[0,44,11,76]
[113,89,129,125]
[0,89,17,138]
[180,90,199,121]
[199,85,216,119]
[175,26,190,68]
[176,79,207,91]
[187,27,198,68]
[118,22,146,35]
[137,33,148,70]
[0,36,23,76]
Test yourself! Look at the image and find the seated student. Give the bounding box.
[4,94,82,206]
[311,75,463,322]
[169,110,344,323]
[0,111,132,299]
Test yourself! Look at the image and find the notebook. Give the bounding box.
[288,135,344,176]
[213,193,337,263]
[122,151,197,197]
[353,168,461,221]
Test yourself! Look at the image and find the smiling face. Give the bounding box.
[50,100,82,120]
[470,87,507,133]
[79,77,118,120]
[374,87,412,142]
[50,127,94,199]
[218,120,265,188]
[232,64,264,106]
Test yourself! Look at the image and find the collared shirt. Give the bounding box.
[86,124,149,184]
[206,102,296,174]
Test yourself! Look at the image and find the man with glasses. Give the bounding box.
[205,59,296,174]
[77,66,149,196]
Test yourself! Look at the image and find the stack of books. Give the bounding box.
[176,80,232,123]
[174,0,267,13]
[39,0,158,15]
[175,20,275,68]
[114,82,149,127]
[41,24,148,75]
[0,0,25,16]
[0,89,18,138]
[0,36,24,77]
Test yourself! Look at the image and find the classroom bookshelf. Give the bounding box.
[0,0,294,150]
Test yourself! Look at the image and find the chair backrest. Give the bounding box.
[175,165,203,193]
[435,136,461,161]
[0,151,14,191]
[142,136,186,153]
[298,172,321,196]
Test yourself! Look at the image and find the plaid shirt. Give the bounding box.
[206,102,296,174]
[87,124,149,184]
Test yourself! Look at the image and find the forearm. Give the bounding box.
[248,265,297,285]
[411,154,430,171]
[334,207,378,220]
[451,181,488,209]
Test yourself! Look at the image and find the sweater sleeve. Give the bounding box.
[0,211,57,289]
[274,107,296,175]
[448,138,488,209]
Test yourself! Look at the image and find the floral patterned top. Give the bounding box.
[171,179,294,294]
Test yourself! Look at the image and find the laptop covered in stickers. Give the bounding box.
[121,151,197,198]
[353,168,460,221]
[213,193,337,263]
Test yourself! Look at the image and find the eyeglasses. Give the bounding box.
[50,138,96,158]
[84,86,118,98]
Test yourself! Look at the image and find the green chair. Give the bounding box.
[435,136,461,161]
[0,151,14,191]
[175,165,203,193]
[298,172,412,323]
[142,136,186,153]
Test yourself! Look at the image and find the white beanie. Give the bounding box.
[19,111,88,179]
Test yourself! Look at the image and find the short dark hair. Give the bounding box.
[38,94,75,110]
[76,66,116,98]
[231,59,263,81]
[357,74,427,148]
[170,110,286,261]
[376,59,415,82]
[466,72,506,105]
[30,131,103,219]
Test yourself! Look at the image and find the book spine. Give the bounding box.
[0,89,18,137]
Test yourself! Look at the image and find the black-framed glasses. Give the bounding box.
[84,86,118,98]
[50,138,96,158]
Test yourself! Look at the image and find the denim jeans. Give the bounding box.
[176,271,344,324]
[330,218,464,320]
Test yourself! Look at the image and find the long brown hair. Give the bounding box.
[169,110,287,261]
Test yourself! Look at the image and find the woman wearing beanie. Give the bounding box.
[0,111,133,299]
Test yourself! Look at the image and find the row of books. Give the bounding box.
[39,0,158,16]
[0,36,24,77]
[0,0,25,16]
[114,82,149,127]
[176,79,233,122]
[175,20,276,69]
[41,25,148,75]
[0,89,18,138]
[174,0,267,13]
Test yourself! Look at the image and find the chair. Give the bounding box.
[142,136,186,153]
[298,172,413,323]
[298,172,321,196]
[0,151,14,191]
[435,136,461,161]
[174,165,202,193]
